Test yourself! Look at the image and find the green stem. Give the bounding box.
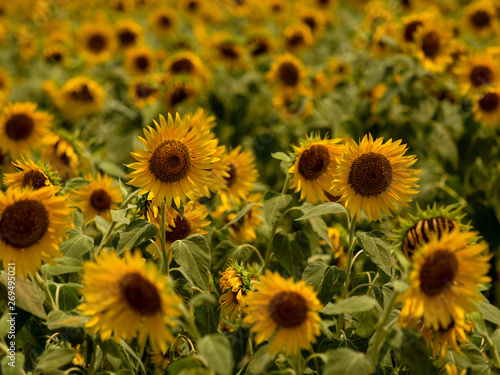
[180,304,201,342]
[160,199,169,275]
[484,332,500,368]
[35,273,57,311]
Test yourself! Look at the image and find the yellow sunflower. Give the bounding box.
[413,22,453,73]
[267,53,309,96]
[325,227,348,268]
[148,8,177,37]
[455,54,499,94]
[150,340,183,369]
[218,146,259,206]
[0,186,73,278]
[399,229,491,332]
[243,270,322,355]
[298,7,327,38]
[164,80,198,111]
[272,92,314,122]
[473,86,500,126]
[219,193,263,245]
[42,44,68,65]
[219,262,253,321]
[77,22,116,64]
[283,24,314,54]
[3,157,55,190]
[463,0,499,38]
[164,51,210,86]
[41,132,81,181]
[115,19,143,50]
[128,78,159,109]
[246,33,274,59]
[206,33,247,70]
[444,363,467,375]
[371,22,399,59]
[0,102,52,158]
[399,11,436,51]
[124,45,156,76]
[126,113,218,207]
[79,251,182,353]
[332,134,420,222]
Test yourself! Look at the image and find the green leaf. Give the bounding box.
[41,257,83,276]
[302,261,346,305]
[97,160,127,178]
[321,296,377,315]
[64,177,90,191]
[263,192,293,227]
[478,300,500,327]
[45,310,87,330]
[60,232,94,258]
[470,311,488,336]
[33,347,76,372]
[167,357,204,375]
[357,232,392,276]
[194,295,219,336]
[271,152,293,162]
[171,235,210,291]
[295,202,346,221]
[223,202,259,229]
[352,309,379,338]
[1,353,25,375]
[212,241,254,271]
[198,334,233,375]
[0,273,46,319]
[94,215,110,234]
[247,344,276,375]
[308,216,332,247]
[57,284,81,311]
[273,232,308,276]
[323,348,372,375]
[116,219,158,254]
[389,327,434,375]
[111,209,130,225]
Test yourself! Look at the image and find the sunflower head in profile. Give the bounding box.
[115,19,143,50]
[463,0,499,38]
[128,78,159,109]
[455,54,499,94]
[0,102,52,158]
[399,229,491,332]
[413,22,453,73]
[289,134,344,204]
[127,113,218,207]
[219,261,253,321]
[243,270,322,355]
[148,8,177,37]
[473,86,500,127]
[298,7,327,37]
[0,186,73,278]
[3,157,59,190]
[267,53,309,95]
[79,251,182,352]
[77,22,116,64]
[41,132,81,181]
[283,24,314,54]
[332,134,420,222]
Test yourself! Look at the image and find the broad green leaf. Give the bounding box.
[94,215,110,234]
[271,152,293,162]
[323,348,372,375]
[1,353,25,375]
[478,300,500,327]
[388,328,434,375]
[111,209,130,225]
[45,310,87,330]
[198,335,233,375]
[60,232,93,258]
[470,311,488,336]
[295,202,346,221]
[33,347,76,372]
[194,295,219,336]
[352,309,379,338]
[308,216,332,247]
[41,257,83,276]
[321,296,376,315]
[171,235,210,291]
[302,261,346,305]
[0,272,46,319]
[97,160,127,178]
[223,202,259,229]
[357,232,392,276]
[263,192,292,227]
[273,232,309,276]
[116,219,158,254]
[57,284,81,311]
[167,357,205,375]
[64,177,89,191]
[212,241,253,271]
[247,344,276,375]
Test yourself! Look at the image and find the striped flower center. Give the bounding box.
[165,215,192,243]
[149,140,191,183]
[348,152,392,197]
[22,170,47,190]
[269,291,308,328]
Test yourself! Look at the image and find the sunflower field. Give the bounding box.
[1,0,500,374]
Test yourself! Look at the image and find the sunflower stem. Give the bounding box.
[179,304,201,342]
[483,330,500,368]
[95,220,117,256]
[34,273,57,311]
[160,199,169,275]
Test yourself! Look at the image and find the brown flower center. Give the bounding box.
[22,169,47,190]
[69,84,95,102]
[470,66,493,88]
[0,200,49,249]
[298,144,330,180]
[168,85,192,107]
[479,92,499,112]
[421,31,440,59]
[170,58,194,74]
[404,20,422,42]
[348,152,393,197]
[120,272,162,315]
[419,250,458,297]
[135,84,157,99]
[286,33,305,49]
[470,10,491,29]
[118,30,137,47]
[149,140,191,183]
[5,114,35,141]
[88,34,107,53]
[135,56,150,71]
[187,0,199,12]
[90,188,112,212]
[164,215,192,243]
[224,163,237,188]
[269,291,308,328]
[278,61,299,87]
[219,43,239,60]
[158,15,172,28]
[303,16,317,32]
[46,52,63,63]
[250,38,270,57]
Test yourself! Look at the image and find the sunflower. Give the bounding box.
[332,134,420,222]
[126,113,218,207]
[0,186,73,278]
[217,146,259,206]
[219,262,253,321]
[124,45,156,76]
[455,54,499,94]
[289,134,344,204]
[413,22,453,73]
[463,0,498,38]
[179,0,205,18]
[399,12,435,51]
[15,25,37,61]
[444,363,467,375]
[109,0,135,13]
[128,78,159,109]
[164,51,210,85]
[283,24,314,54]
[0,67,12,103]
[41,132,81,181]
[370,22,399,59]
[79,251,182,352]
[77,22,116,64]
[219,193,263,245]
[297,7,327,38]
[243,270,322,355]
[148,8,177,37]
[267,54,309,96]
[272,93,314,121]
[164,80,198,111]
[325,227,348,268]
[399,229,491,332]
[473,86,500,126]
[150,340,183,369]
[42,43,68,65]
[0,102,52,158]
[326,56,351,88]
[3,157,57,190]
[246,33,274,59]
[206,33,247,70]
[115,19,143,50]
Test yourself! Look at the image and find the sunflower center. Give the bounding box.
[470,10,491,29]
[88,34,107,53]
[90,189,112,212]
[286,33,305,49]
[278,62,299,87]
[47,52,63,63]
[187,0,199,11]
[69,84,94,102]
[0,200,49,249]
[404,20,422,42]
[135,84,156,99]
[219,43,239,60]
[479,92,499,112]
[120,272,162,316]
[135,56,150,71]
[421,31,440,58]
[149,140,191,183]
[298,144,330,180]
[348,152,393,197]
[269,291,308,328]
[5,114,35,141]
[470,66,493,87]
[118,30,137,47]
[158,15,171,28]
[419,250,458,297]
[303,17,317,32]
[169,86,191,107]
[224,163,237,188]
[22,170,47,190]
[165,215,192,243]
[171,58,194,74]
[250,38,269,57]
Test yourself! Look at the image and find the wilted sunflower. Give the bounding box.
[148,8,177,37]
[267,54,309,96]
[463,0,498,38]
[283,24,314,54]
[0,102,52,158]
[455,54,499,94]
[219,262,253,321]
[77,22,116,64]
[0,186,73,278]
[289,134,344,204]
[71,173,122,221]
[473,86,500,126]
[164,51,210,85]
[128,78,159,109]
[399,229,491,332]
[124,45,156,76]
[244,270,322,355]
[127,113,218,207]
[79,251,182,353]
[3,157,56,190]
[42,133,81,181]
[413,22,453,73]
[332,134,420,222]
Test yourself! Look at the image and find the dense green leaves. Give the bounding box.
[357,232,392,276]
[302,261,346,305]
[198,335,233,375]
[321,296,377,315]
[60,230,94,258]
[116,218,158,254]
[295,202,347,220]
[273,231,310,276]
[323,348,372,375]
[263,192,293,227]
[171,235,211,291]
[0,273,46,319]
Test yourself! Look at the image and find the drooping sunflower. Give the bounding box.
[41,132,81,181]
[243,270,322,355]
[0,102,52,158]
[164,51,210,86]
[267,54,309,96]
[219,262,253,321]
[164,80,198,111]
[126,113,218,207]
[79,251,182,353]
[124,45,156,76]
[473,86,500,126]
[70,173,123,221]
[332,134,420,222]
[463,0,499,38]
[289,134,344,204]
[115,19,143,50]
[3,157,58,190]
[399,229,491,331]
[77,22,116,64]
[283,24,314,54]
[413,22,453,73]
[0,186,73,278]
[455,54,499,94]
[148,8,177,37]
[324,226,348,268]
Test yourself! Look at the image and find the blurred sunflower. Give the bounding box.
[289,134,344,204]
[222,193,263,244]
[148,8,177,37]
[473,87,500,126]
[15,25,37,61]
[164,80,198,111]
[244,270,322,355]
[399,12,434,51]
[0,67,11,105]
[109,0,135,13]
[3,157,57,190]
[0,186,73,278]
[283,24,314,54]
[399,229,491,331]
[179,0,205,18]
[128,78,159,109]
[42,44,68,65]
[150,340,183,369]
[267,54,309,96]
[164,51,210,85]
[0,102,52,158]
[444,363,467,375]
[298,7,327,38]
[463,0,498,38]
[79,251,182,353]
[124,45,156,76]
[206,33,247,70]
[246,32,274,59]
[332,134,420,222]
[71,173,122,221]
[322,226,348,268]
[77,22,116,64]
[455,54,499,94]
[371,22,399,58]
[42,132,81,181]
[126,113,218,207]
[272,93,314,121]
[326,57,351,88]
[413,22,453,73]
[219,262,253,321]
[115,19,143,50]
